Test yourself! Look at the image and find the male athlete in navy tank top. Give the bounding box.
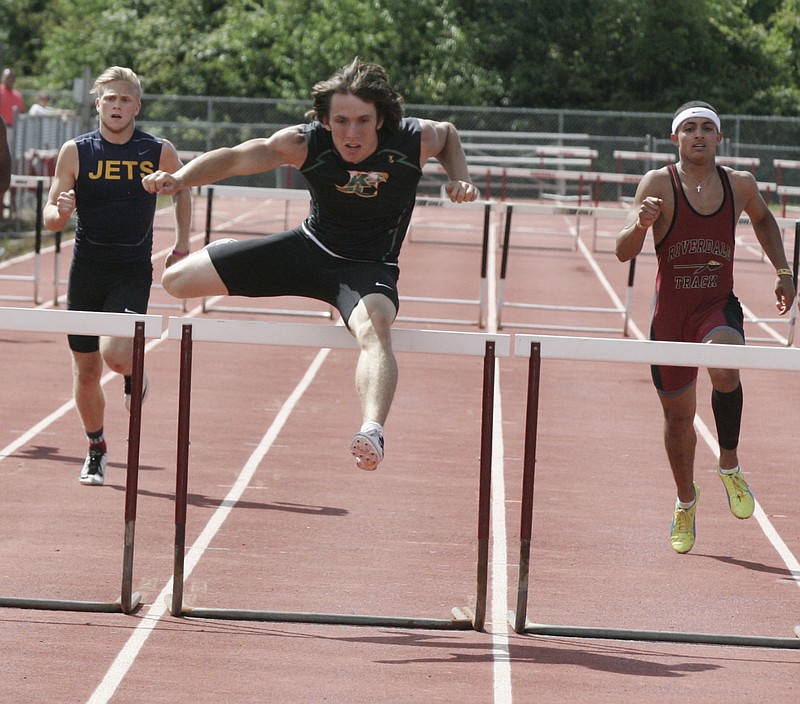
[72,127,162,264]
[44,66,190,486]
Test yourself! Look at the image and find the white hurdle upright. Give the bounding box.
[0,307,162,614]
[510,333,800,649]
[166,316,511,630]
[0,176,57,305]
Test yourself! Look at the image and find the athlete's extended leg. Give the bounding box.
[660,382,702,552]
[705,327,745,470]
[72,349,110,485]
[72,350,105,435]
[348,292,398,425]
[347,293,397,470]
[658,382,698,504]
[706,330,753,518]
[162,248,229,299]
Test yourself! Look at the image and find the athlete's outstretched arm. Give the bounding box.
[143,125,307,196]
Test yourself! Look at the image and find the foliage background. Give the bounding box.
[2,0,800,114]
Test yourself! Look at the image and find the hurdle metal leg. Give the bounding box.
[508,340,800,649]
[0,319,147,615]
[170,324,496,630]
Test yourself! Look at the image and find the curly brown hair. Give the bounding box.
[306,58,404,132]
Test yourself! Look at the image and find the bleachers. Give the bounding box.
[614,150,760,174]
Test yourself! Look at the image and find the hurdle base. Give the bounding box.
[172,603,475,630]
[509,613,800,649]
[0,592,141,614]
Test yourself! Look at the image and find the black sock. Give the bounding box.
[712,383,743,450]
[87,427,107,453]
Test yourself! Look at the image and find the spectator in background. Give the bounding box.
[0,69,24,220]
[0,69,25,127]
[0,117,11,223]
[0,117,10,221]
[0,117,10,192]
[28,91,75,118]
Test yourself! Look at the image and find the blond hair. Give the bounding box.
[91,66,142,99]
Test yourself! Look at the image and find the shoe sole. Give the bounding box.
[350,434,382,471]
[79,474,104,486]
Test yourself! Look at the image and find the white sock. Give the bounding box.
[719,465,739,475]
[360,421,383,435]
[676,496,696,510]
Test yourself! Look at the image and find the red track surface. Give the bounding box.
[1,191,799,703]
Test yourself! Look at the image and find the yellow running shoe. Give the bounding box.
[670,483,699,554]
[717,467,755,519]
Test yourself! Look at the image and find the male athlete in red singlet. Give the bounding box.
[616,101,796,554]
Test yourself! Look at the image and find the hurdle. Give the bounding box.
[196,185,491,328]
[0,307,161,614]
[740,221,799,346]
[166,316,510,630]
[497,202,635,335]
[399,200,492,328]
[510,334,800,648]
[0,176,57,305]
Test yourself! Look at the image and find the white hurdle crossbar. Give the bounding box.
[513,333,800,371]
[510,334,800,648]
[0,307,162,615]
[166,316,510,630]
[0,306,162,338]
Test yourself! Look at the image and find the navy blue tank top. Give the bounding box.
[299,117,423,262]
[73,128,162,263]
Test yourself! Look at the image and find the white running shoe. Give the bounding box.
[124,372,149,412]
[80,448,107,486]
[350,429,385,471]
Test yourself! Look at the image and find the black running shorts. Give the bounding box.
[208,229,400,326]
[66,257,153,353]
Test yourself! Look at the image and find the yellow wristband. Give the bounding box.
[777,268,793,277]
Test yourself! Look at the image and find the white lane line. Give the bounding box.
[0,336,164,465]
[86,346,331,704]
[491,362,513,704]
[484,215,513,703]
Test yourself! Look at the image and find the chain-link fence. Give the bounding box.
[10,91,800,200]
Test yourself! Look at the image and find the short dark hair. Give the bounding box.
[673,100,718,118]
[307,57,404,132]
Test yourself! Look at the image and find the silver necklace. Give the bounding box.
[678,164,714,193]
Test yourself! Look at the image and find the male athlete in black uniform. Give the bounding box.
[143,58,479,471]
[44,66,192,485]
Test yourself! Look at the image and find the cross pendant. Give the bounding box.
[696,185,702,193]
